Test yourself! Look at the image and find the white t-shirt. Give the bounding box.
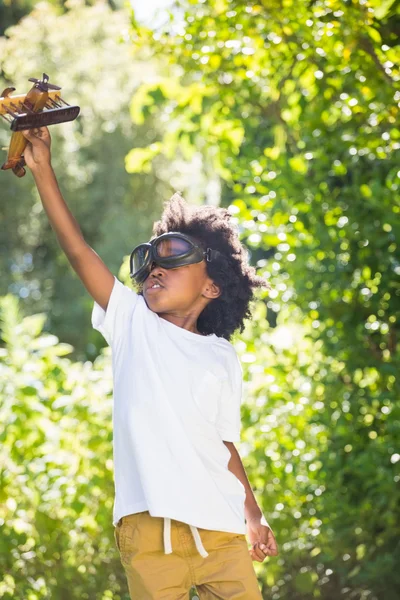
[91,276,246,534]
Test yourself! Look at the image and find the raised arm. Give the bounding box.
[22,127,114,311]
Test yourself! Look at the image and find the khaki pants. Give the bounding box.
[115,511,263,599]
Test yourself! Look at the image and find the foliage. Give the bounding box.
[0,0,172,359]
[0,292,135,599]
[0,0,125,36]
[126,1,400,598]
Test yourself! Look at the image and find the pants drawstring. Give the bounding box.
[163,517,173,554]
[163,517,209,558]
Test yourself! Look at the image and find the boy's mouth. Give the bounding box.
[147,284,164,292]
[145,278,165,292]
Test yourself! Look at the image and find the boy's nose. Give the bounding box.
[150,261,165,274]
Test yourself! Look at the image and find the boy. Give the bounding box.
[22,126,278,600]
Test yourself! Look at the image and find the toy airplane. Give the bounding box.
[0,73,80,177]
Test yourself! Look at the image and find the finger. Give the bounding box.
[21,129,43,143]
[258,535,278,557]
[260,542,279,556]
[21,129,34,140]
[34,126,50,138]
[249,548,262,563]
[37,126,51,147]
[266,531,279,555]
[34,125,50,138]
[22,128,43,138]
[251,542,267,561]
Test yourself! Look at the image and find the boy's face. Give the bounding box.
[142,259,221,320]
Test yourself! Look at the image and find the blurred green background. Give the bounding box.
[0,1,399,599]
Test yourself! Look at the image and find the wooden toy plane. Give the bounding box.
[0,73,80,177]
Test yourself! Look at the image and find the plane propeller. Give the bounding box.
[28,73,61,92]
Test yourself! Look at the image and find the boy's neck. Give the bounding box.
[159,312,203,335]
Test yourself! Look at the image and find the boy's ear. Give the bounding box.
[204,280,221,300]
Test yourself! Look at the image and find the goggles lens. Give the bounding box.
[155,236,193,258]
[132,245,150,273]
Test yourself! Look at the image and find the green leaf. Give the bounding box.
[373,0,397,19]
[366,26,382,44]
[289,156,308,174]
[125,143,162,173]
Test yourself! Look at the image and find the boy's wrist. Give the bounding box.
[31,162,54,178]
[245,510,272,530]
[244,498,262,521]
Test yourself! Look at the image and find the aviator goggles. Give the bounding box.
[129,231,222,284]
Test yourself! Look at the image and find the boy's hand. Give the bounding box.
[21,127,52,171]
[246,513,278,562]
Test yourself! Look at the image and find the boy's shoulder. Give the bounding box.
[212,336,240,361]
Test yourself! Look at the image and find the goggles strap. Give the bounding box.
[205,248,221,262]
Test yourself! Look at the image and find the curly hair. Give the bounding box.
[136,192,269,341]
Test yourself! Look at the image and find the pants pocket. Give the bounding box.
[114,524,121,552]
[115,513,145,563]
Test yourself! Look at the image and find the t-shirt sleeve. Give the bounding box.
[91,276,139,346]
[215,352,243,442]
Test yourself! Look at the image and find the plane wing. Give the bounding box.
[0,90,63,115]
